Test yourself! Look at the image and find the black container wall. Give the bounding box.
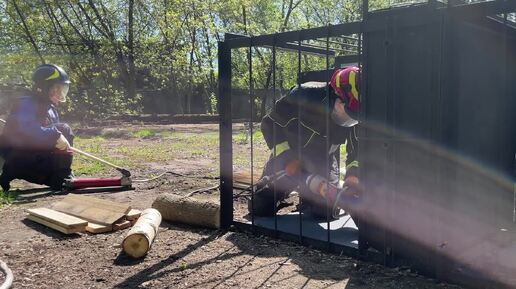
[359,9,516,289]
[218,2,516,289]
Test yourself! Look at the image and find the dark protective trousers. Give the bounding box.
[248,150,340,219]
[0,123,74,191]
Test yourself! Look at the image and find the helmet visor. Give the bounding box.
[332,98,358,127]
[59,83,69,102]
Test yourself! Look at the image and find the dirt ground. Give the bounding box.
[0,123,463,289]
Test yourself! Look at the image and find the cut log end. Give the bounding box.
[122,233,150,258]
[121,208,161,258]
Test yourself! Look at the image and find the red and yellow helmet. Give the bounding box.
[329,66,360,118]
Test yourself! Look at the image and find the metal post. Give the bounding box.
[358,0,369,255]
[218,40,233,229]
[434,3,446,280]
[385,12,397,267]
[272,36,278,235]
[249,40,255,228]
[362,0,369,20]
[325,25,331,248]
[501,13,513,226]
[297,33,303,243]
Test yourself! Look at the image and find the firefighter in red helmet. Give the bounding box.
[249,66,362,219]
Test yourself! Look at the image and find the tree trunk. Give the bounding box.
[127,0,137,103]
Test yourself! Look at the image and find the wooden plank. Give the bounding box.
[52,194,131,226]
[126,209,141,221]
[113,220,131,231]
[86,222,112,234]
[59,194,131,214]
[27,208,88,229]
[27,215,85,234]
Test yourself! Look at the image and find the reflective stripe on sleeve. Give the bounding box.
[346,160,359,170]
[273,141,290,157]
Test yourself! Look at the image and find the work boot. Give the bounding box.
[47,169,74,191]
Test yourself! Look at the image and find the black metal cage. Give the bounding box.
[218,1,516,288]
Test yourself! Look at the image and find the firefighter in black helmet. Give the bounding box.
[0,64,74,192]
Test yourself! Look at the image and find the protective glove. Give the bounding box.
[274,149,300,176]
[284,159,301,176]
[306,175,361,211]
[343,175,362,198]
[55,134,71,151]
[306,174,339,203]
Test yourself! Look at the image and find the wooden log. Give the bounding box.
[122,209,161,258]
[152,193,219,229]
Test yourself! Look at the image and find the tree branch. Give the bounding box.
[11,0,45,63]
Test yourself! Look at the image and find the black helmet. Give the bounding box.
[32,64,70,93]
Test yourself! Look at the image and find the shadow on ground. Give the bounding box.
[112,221,378,289]
[21,219,82,240]
[113,223,227,288]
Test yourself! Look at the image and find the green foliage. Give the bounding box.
[0,190,16,208]
[234,129,263,144]
[72,160,106,176]
[0,0,401,117]
[131,129,157,139]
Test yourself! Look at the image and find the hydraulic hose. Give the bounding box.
[0,259,13,289]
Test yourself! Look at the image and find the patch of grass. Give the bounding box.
[234,130,263,144]
[232,129,269,170]
[74,131,219,173]
[74,136,106,152]
[72,136,133,176]
[72,159,106,176]
[117,144,171,163]
[178,261,188,271]
[131,129,157,138]
[0,190,17,208]
[72,127,266,177]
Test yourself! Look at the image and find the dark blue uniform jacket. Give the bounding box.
[0,95,61,151]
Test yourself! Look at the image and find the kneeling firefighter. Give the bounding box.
[249,66,362,219]
[0,64,74,192]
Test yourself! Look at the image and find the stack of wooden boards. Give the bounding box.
[27,194,142,235]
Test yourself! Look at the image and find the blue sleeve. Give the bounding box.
[9,98,61,149]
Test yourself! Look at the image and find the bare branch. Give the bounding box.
[11,0,45,63]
